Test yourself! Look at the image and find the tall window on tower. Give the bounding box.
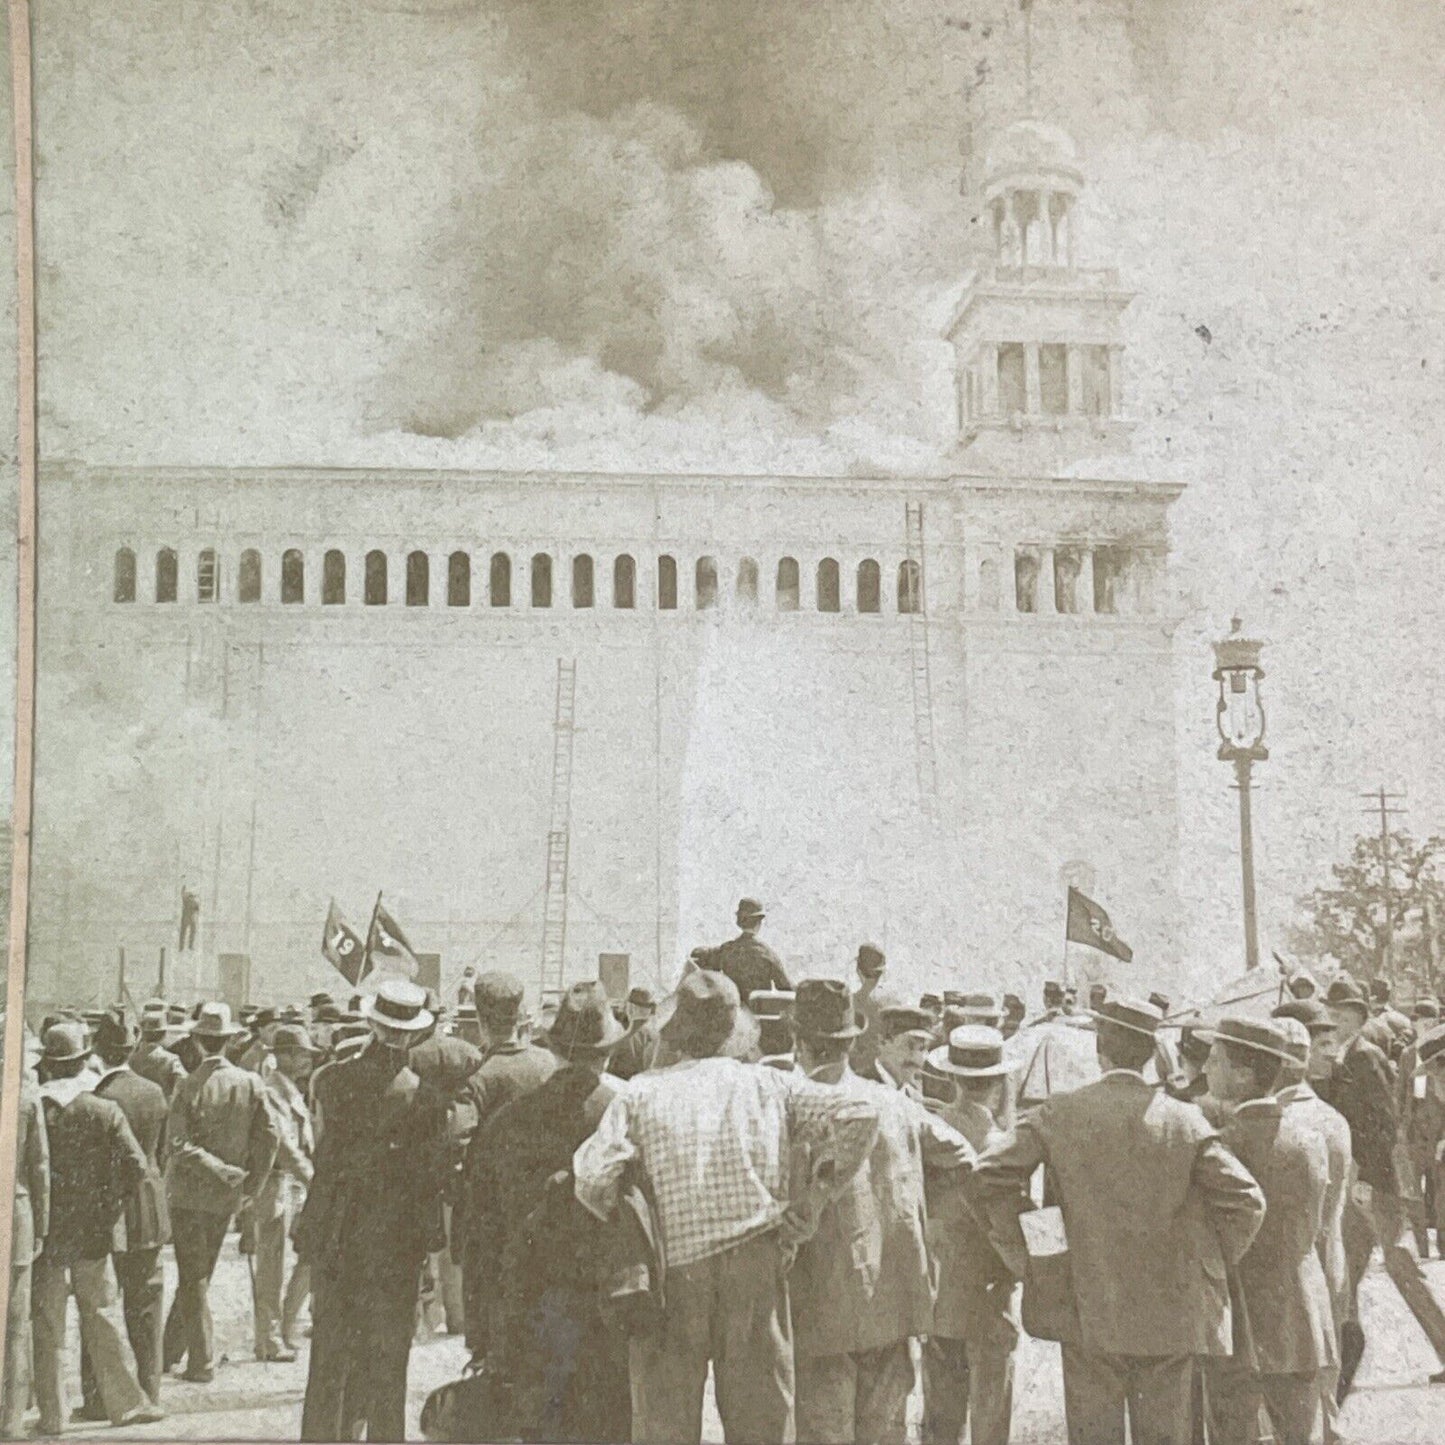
[695,557,718,610]
[898,559,922,614]
[1040,344,1068,415]
[197,548,219,603]
[113,547,136,603]
[448,551,470,607]
[613,554,636,609]
[406,551,429,606]
[490,552,511,607]
[776,557,800,611]
[155,548,178,603]
[857,559,881,614]
[532,553,553,608]
[238,549,262,603]
[1082,346,1111,416]
[323,549,346,604]
[572,554,594,608]
[365,550,388,605]
[281,549,304,604]
[997,344,1027,415]
[657,555,677,610]
[816,558,840,613]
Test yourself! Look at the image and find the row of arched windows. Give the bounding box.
[113,548,925,614]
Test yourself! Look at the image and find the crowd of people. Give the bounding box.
[4,893,1445,1445]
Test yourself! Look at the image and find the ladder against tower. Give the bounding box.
[904,501,940,821]
[539,657,577,999]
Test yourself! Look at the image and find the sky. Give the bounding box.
[26,0,1445,987]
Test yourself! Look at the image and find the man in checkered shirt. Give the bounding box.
[574,968,883,1445]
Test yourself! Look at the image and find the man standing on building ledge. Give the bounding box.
[705,896,792,1001]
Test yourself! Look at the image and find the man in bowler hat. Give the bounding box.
[707,896,792,1001]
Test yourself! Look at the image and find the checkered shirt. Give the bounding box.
[574,1055,879,1268]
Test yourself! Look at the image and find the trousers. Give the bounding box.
[283,1259,312,1345]
[796,1339,914,1445]
[32,1253,148,1432]
[922,1333,1015,1445]
[1204,1357,1318,1445]
[301,1265,422,1442]
[82,1248,164,1407]
[163,1208,232,1376]
[2,1257,34,1435]
[628,1230,794,1445]
[1060,1345,1194,1445]
[253,1208,296,1357]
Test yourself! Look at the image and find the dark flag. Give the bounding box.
[1065,886,1133,963]
[364,896,420,978]
[322,899,368,986]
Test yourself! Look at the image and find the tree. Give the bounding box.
[1290,829,1445,990]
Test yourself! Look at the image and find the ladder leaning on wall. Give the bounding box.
[905,501,940,821]
[539,657,577,1000]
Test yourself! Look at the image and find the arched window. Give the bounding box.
[737,557,759,604]
[238,549,261,603]
[197,548,219,603]
[113,547,136,603]
[406,551,429,607]
[613,554,636,609]
[816,558,840,613]
[898,559,922,614]
[775,557,800,611]
[364,550,388,605]
[857,559,881,614]
[155,548,178,604]
[532,553,552,608]
[572,554,594,608]
[695,557,718,610]
[978,557,999,612]
[1014,551,1039,614]
[323,549,346,605]
[657,555,677,610]
[490,552,511,607]
[448,551,470,607]
[281,549,304,604]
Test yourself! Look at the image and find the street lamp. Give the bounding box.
[1212,617,1268,970]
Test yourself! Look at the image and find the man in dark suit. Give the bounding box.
[1200,1016,1336,1445]
[971,997,1266,1445]
[707,896,792,1000]
[1320,974,1445,1391]
[81,1010,171,1412]
[129,1002,186,1101]
[32,1022,162,1433]
[162,1001,279,1383]
[606,987,659,1081]
[296,981,446,1441]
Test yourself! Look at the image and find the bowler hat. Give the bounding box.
[545,982,629,1058]
[474,971,525,1019]
[1272,998,1334,1034]
[190,1002,244,1040]
[41,1020,91,1063]
[362,980,434,1033]
[1198,1015,1296,1062]
[1325,977,1369,1013]
[626,987,657,1011]
[1418,1024,1445,1067]
[736,897,766,921]
[660,969,741,1055]
[792,979,864,1041]
[93,1008,137,1055]
[929,1025,1012,1079]
[272,1023,318,1054]
[1092,996,1163,1037]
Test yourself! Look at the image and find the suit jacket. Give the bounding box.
[1277,1082,1352,1318]
[1221,1096,1337,1374]
[788,1068,973,1358]
[708,932,791,1001]
[165,1052,279,1216]
[971,1070,1266,1358]
[256,1068,314,1222]
[12,1080,50,1265]
[128,1040,187,1101]
[1319,1034,1399,1193]
[39,1076,147,1262]
[293,1040,443,1295]
[94,1066,171,1251]
[606,1023,658,1082]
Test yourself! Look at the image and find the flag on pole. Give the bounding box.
[364,895,420,979]
[1065,886,1133,963]
[322,899,368,986]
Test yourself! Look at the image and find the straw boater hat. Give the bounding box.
[1090,996,1164,1036]
[1197,1015,1299,1062]
[928,1024,1013,1080]
[189,1002,244,1040]
[362,980,434,1034]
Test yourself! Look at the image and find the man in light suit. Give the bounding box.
[971,996,1266,1445]
[788,979,973,1445]
[1201,1016,1336,1445]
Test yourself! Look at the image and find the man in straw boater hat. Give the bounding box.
[161,1001,279,1384]
[297,979,445,1441]
[574,967,879,1445]
[787,980,972,1445]
[971,996,1266,1445]
[1197,1016,1337,1445]
[463,981,633,1443]
[30,1020,163,1433]
[1273,998,1354,1442]
[920,1025,1020,1445]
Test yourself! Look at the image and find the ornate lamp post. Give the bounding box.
[1212,618,1268,970]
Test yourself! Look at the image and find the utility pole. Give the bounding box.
[1361,787,1406,982]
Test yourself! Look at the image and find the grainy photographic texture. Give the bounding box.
[4,1,1445,1441]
